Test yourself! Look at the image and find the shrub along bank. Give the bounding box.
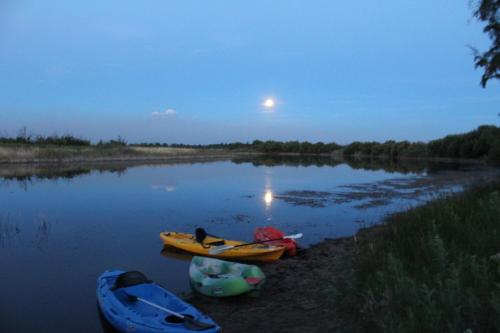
[334,181,500,332]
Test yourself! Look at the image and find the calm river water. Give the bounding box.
[0,156,490,332]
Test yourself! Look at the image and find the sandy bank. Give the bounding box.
[186,234,362,333]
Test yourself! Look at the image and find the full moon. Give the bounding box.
[263,98,275,108]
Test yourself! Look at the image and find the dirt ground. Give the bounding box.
[187,236,357,333]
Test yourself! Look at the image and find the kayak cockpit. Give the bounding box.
[97,270,221,332]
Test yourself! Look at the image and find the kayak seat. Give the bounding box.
[195,228,225,247]
[111,271,152,291]
[205,273,231,279]
[206,273,220,278]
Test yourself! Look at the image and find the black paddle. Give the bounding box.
[125,293,216,331]
[208,233,303,255]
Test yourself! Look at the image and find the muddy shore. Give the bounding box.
[186,234,360,333]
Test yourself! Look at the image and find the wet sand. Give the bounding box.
[187,235,357,333]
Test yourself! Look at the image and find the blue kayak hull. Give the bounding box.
[97,270,220,333]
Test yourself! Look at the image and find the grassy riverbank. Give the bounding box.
[334,181,500,332]
[0,144,236,164]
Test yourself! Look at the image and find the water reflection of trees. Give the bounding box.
[0,164,128,189]
[232,155,472,174]
[0,156,477,188]
[342,156,468,174]
[0,159,227,186]
[232,155,343,168]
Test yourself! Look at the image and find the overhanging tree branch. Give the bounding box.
[471,0,500,87]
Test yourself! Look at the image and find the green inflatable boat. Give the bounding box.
[189,256,266,297]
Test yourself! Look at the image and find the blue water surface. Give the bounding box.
[0,157,467,333]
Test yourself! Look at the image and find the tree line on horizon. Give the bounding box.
[1,125,499,162]
[134,125,500,162]
[0,135,130,147]
[343,125,500,162]
[0,127,127,147]
[132,140,343,155]
[0,133,91,146]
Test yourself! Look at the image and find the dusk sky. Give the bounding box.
[0,0,498,144]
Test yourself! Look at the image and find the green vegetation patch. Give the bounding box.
[343,125,500,163]
[335,182,500,332]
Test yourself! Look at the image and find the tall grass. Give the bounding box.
[0,216,21,247]
[0,145,207,162]
[335,182,500,332]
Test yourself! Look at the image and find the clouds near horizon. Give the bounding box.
[152,108,177,117]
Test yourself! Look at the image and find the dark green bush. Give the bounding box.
[343,125,500,161]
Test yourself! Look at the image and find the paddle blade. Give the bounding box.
[284,233,303,240]
[208,245,233,255]
[165,315,216,331]
[183,316,216,331]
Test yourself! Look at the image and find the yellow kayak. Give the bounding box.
[160,232,285,262]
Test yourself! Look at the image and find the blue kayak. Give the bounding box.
[97,270,221,333]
